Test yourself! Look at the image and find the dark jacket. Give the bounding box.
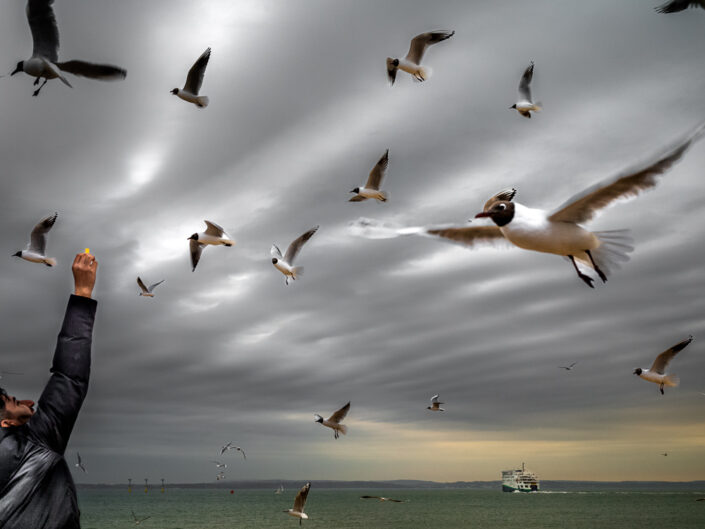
[0,295,97,529]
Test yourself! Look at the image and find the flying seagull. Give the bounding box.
[75,452,86,473]
[275,484,284,494]
[350,150,390,202]
[210,460,228,468]
[271,226,318,285]
[355,122,705,288]
[634,336,693,395]
[284,482,311,525]
[510,61,541,118]
[427,394,445,412]
[559,362,578,371]
[216,471,226,481]
[220,442,246,459]
[360,496,405,503]
[137,277,165,297]
[386,31,454,85]
[661,452,668,457]
[13,212,58,267]
[314,402,350,439]
[655,0,705,13]
[131,510,150,525]
[11,0,126,96]
[171,47,211,108]
[188,220,235,272]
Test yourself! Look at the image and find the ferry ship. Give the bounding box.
[501,462,539,492]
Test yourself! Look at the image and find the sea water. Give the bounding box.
[78,488,705,528]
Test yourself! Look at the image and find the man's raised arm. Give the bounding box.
[28,253,98,454]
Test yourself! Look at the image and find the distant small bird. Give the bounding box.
[188,220,235,271]
[131,510,150,525]
[171,48,211,108]
[427,394,445,412]
[655,0,705,13]
[360,495,405,503]
[275,484,284,494]
[510,61,541,118]
[634,336,693,395]
[137,277,164,297]
[216,471,226,481]
[284,482,310,525]
[559,362,578,371]
[13,212,58,266]
[0,370,23,380]
[661,452,668,457]
[75,452,86,473]
[271,226,318,285]
[696,497,705,501]
[11,0,126,96]
[220,442,246,459]
[387,31,454,85]
[210,460,228,468]
[314,402,350,439]
[350,150,389,203]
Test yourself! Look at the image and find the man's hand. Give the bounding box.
[72,252,98,298]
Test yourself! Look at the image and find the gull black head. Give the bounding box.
[350,187,360,194]
[392,58,399,67]
[633,368,642,376]
[12,251,21,258]
[10,61,23,76]
[170,88,179,95]
[313,414,323,424]
[475,201,515,227]
[187,233,198,241]
[272,257,278,264]
[509,104,517,110]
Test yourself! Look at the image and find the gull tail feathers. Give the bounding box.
[415,65,433,82]
[196,96,210,108]
[533,101,543,112]
[664,373,680,388]
[337,424,348,435]
[292,266,304,280]
[44,258,57,267]
[591,230,634,277]
[378,191,388,202]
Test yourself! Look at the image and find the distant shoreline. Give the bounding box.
[77,479,705,492]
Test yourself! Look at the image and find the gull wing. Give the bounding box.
[655,0,705,13]
[327,401,350,424]
[361,496,382,500]
[28,212,57,254]
[148,279,165,293]
[518,61,534,101]
[650,336,693,374]
[270,244,283,259]
[405,31,455,65]
[365,149,389,190]
[27,0,59,63]
[136,277,149,294]
[431,394,442,404]
[548,122,705,224]
[204,220,225,237]
[426,225,507,248]
[386,57,398,85]
[190,240,205,272]
[184,48,211,95]
[220,442,231,455]
[284,226,319,265]
[293,482,311,513]
[57,60,126,80]
[349,195,367,202]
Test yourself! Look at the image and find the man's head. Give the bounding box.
[0,387,35,428]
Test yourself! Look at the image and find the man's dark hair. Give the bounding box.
[0,387,7,419]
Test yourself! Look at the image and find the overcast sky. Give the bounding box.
[1,0,704,485]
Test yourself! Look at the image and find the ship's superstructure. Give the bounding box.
[501,462,539,492]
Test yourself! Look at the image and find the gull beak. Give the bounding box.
[474,211,491,218]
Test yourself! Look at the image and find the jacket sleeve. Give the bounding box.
[28,295,97,454]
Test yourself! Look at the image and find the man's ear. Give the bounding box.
[1,418,19,428]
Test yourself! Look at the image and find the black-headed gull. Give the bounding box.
[75,451,86,473]
[386,31,454,85]
[350,150,389,202]
[188,220,234,272]
[510,61,541,118]
[427,394,444,412]
[314,402,350,439]
[271,226,318,285]
[13,212,58,267]
[137,277,164,297]
[634,336,693,395]
[284,482,310,525]
[220,442,246,459]
[11,0,126,96]
[171,48,211,108]
[655,0,705,13]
